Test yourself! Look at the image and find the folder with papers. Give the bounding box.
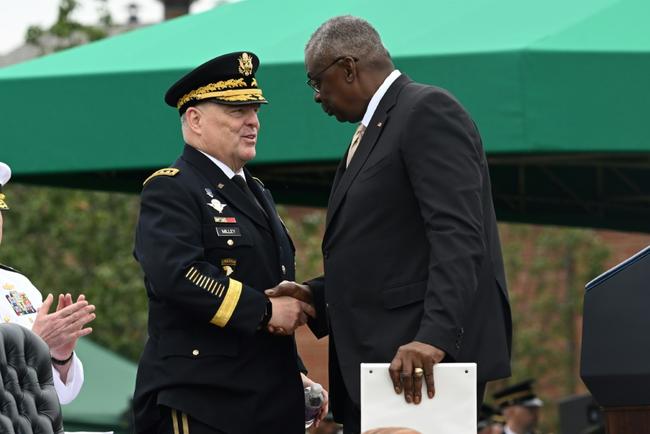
[361,363,477,434]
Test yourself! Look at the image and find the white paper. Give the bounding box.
[361,362,476,434]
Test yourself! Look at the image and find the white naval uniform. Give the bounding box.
[0,265,84,404]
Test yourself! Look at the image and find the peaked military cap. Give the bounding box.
[492,379,543,409]
[165,51,268,114]
[0,162,11,210]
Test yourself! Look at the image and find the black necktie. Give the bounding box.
[232,175,268,218]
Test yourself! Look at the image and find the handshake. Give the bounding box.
[263,281,315,335]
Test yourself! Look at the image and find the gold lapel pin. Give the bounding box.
[377,122,383,127]
[217,183,225,189]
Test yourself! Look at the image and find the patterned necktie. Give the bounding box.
[346,123,366,168]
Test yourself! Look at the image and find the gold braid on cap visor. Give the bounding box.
[496,390,535,406]
[176,78,265,109]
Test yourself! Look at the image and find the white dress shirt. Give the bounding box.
[0,266,84,404]
[360,69,402,128]
[198,149,246,180]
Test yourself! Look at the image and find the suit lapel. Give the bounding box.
[324,75,411,231]
[326,158,346,220]
[181,145,269,230]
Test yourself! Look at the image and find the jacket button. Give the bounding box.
[281,265,286,275]
[227,239,234,246]
[192,349,200,356]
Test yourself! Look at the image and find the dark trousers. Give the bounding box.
[334,365,361,434]
[157,406,226,434]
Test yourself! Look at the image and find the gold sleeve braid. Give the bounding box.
[185,266,242,326]
[211,279,242,327]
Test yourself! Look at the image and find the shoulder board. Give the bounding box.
[0,263,20,274]
[251,176,265,188]
[143,168,180,186]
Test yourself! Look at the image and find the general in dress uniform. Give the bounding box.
[133,52,316,434]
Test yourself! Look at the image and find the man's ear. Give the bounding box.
[185,106,203,134]
[343,56,357,83]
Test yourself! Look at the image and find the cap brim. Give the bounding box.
[522,397,543,407]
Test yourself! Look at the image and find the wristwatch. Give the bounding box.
[258,297,273,330]
[51,351,74,365]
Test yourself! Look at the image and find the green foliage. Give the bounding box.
[25,26,45,46]
[25,0,109,53]
[278,206,325,282]
[1,185,147,361]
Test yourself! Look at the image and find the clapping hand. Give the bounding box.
[32,293,96,360]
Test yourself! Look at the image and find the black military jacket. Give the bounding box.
[133,145,303,434]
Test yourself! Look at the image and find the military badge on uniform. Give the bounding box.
[214,217,237,223]
[5,290,37,316]
[207,199,227,213]
[205,188,214,198]
[221,258,237,276]
[238,53,254,76]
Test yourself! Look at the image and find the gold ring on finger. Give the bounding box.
[414,367,424,377]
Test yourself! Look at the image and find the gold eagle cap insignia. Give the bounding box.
[238,52,254,76]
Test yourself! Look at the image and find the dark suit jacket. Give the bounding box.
[307,74,512,409]
[133,145,304,434]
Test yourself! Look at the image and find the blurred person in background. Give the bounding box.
[493,380,543,434]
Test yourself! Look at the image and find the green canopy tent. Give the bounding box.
[0,0,648,232]
[61,338,137,432]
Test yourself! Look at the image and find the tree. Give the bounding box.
[26,0,111,54]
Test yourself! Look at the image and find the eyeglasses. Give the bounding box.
[306,56,358,93]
